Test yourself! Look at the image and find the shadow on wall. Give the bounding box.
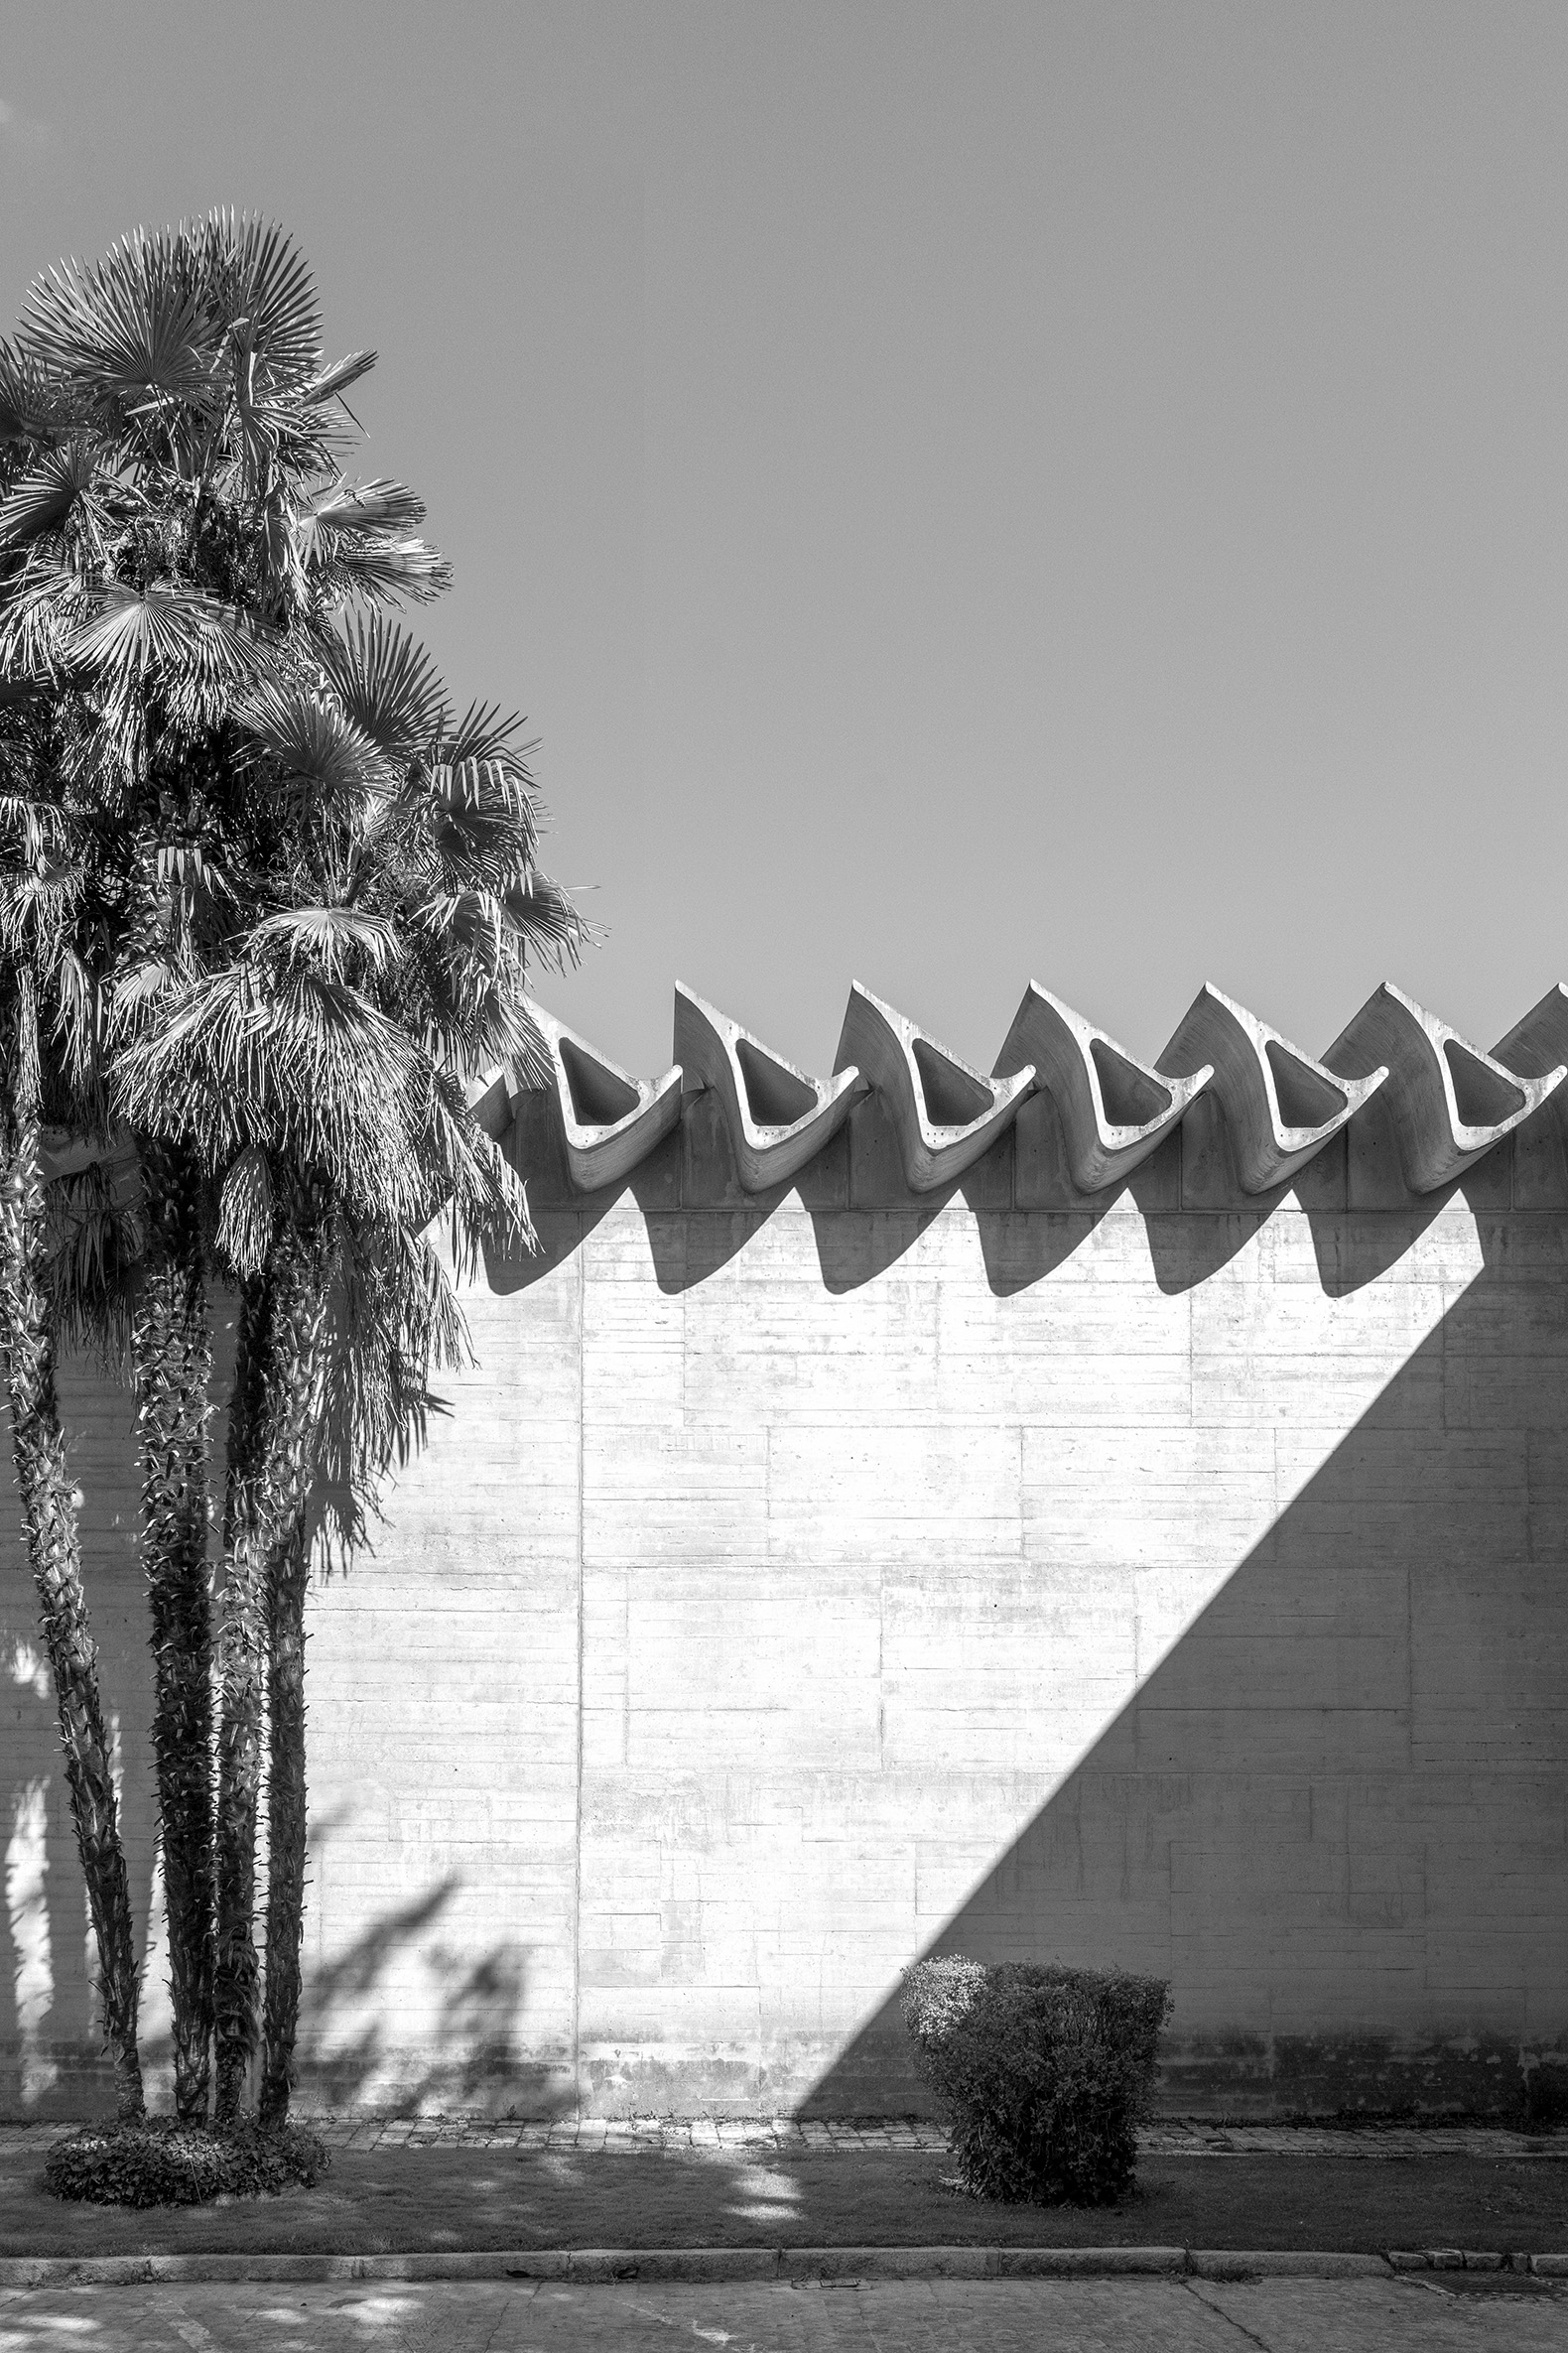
[291,1852,573,2120]
[0,1349,165,2119]
[1,1359,569,2119]
[800,1215,1568,2124]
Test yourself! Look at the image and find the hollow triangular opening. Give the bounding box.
[1444,1039,1523,1129]
[559,1037,640,1127]
[1265,1039,1345,1131]
[912,1036,992,1126]
[735,1036,818,1128]
[1090,1038,1170,1127]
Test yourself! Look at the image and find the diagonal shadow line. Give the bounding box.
[799,1222,1568,2122]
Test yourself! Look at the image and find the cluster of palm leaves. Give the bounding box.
[0,212,581,2128]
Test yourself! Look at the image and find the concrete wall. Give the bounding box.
[3,1079,1567,2119]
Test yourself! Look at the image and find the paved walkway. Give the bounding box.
[2,2274,1566,2350]
[0,2115,1560,2157]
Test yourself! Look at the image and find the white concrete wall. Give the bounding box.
[3,1088,1567,2117]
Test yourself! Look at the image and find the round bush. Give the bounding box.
[903,1954,1172,2206]
[44,2116,329,2207]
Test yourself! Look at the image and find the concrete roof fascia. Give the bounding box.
[996,980,1212,1193]
[673,982,862,1192]
[836,980,1035,1193]
[1324,980,1566,1193]
[525,997,684,1193]
[1159,982,1386,1194]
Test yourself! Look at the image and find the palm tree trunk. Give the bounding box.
[212,1270,272,2125]
[213,1232,329,2125]
[0,978,144,2120]
[259,1515,309,2125]
[133,1139,213,2123]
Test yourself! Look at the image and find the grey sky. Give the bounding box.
[3,2,1565,1081]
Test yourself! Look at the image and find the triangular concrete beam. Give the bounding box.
[674,983,861,1191]
[1159,982,1385,1194]
[527,998,684,1193]
[836,981,1034,1194]
[1324,981,1565,1194]
[996,981,1210,1193]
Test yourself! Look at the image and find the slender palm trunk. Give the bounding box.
[133,1140,213,2123]
[212,1272,272,2124]
[0,979,144,2119]
[259,1515,309,2125]
[214,1232,329,2124]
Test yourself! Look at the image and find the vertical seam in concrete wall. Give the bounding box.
[572,1225,586,2114]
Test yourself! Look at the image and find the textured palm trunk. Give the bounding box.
[212,1271,271,2125]
[0,980,145,2120]
[133,1140,214,2123]
[259,1515,310,2125]
[213,1234,329,2125]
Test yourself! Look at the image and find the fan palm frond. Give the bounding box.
[115,963,433,1226]
[20,228,213,415]
[501,867,587,969]
[304,478,426,535]
[65,580,268,701]
[0,339,65,444]
[315,614,448,762]
[441,700,534,771]
[0,440,103,550]
[247,905,402,981]
[238,676,391,801]
[198,212,321,393]
[0,560,88,678]
[303,349,377,409]
[420,754,541,870]
[317,534,454,606]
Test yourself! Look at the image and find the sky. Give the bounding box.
[2,2,1566,1082]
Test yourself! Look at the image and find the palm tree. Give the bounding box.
[0,706,146,2119]
[0,211,457,2120]
[112,634,583,2119]
[3,212,583,2125]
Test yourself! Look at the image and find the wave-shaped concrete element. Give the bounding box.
[1324,981,1566,1193]
[994,981,1212,1193]
[465,1065,519,1141]
[674,982,862,1191]
[527,999,684,1192]
[836,981,1035,1193]
[1157,982,1385,1194]
[1492,982,1568,1080]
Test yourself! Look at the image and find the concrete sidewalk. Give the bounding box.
[2,2273,1566,2351]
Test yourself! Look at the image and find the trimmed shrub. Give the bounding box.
[44,2115,329,2207]
[902,1954,1171,2205]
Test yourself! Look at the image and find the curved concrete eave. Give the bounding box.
[526,997,684,1193]
[1159,982,1385,1194]
[996,980,1210,1192]
[673,982,861,1191]
[1324,981,1566,1194]
[836,980,1034,1193]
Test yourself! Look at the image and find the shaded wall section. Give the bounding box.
[2,1085,1566,2117]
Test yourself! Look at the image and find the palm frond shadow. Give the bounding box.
[291,1869,571,2119]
